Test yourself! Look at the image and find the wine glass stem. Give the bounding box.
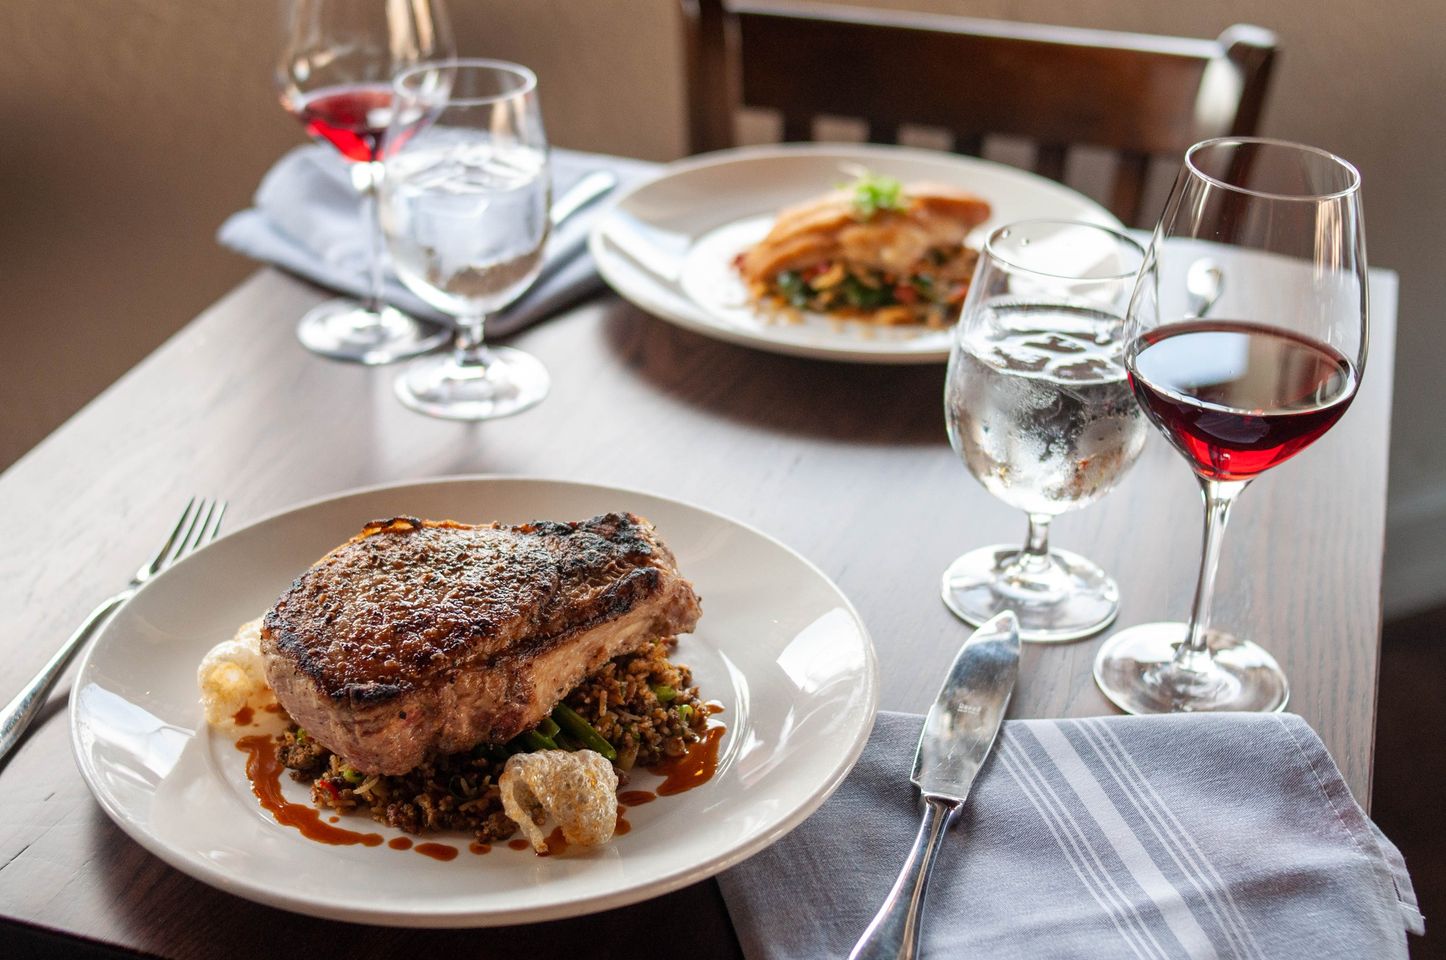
[1018,513,1054,573]
[1177,478,1248,666]
[357,162,386,315]
[455,311,489,366]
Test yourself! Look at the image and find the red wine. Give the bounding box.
[1126,320,1357,481]
[292,83,392,162]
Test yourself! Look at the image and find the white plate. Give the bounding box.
[590,142,1123,364]
[70,477,878,927]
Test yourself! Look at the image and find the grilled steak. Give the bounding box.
[260,513,702,774]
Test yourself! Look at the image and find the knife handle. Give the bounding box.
[848,794,963,960]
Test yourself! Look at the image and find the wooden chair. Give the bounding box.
[680,1,1277,225]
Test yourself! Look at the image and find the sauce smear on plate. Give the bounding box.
[235,735,383,847]
[415,842,459,862]
[655,725,725,796]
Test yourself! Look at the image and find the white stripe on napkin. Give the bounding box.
[997,737,1168,960]
[1080,719,1267,960]
[1025,724,1222,960]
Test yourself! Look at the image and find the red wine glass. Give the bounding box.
[276,0,454,364]
[1094,138,1368,714]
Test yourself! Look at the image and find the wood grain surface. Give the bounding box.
[0,266,1396,958]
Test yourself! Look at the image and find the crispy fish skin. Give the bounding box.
[738,181,992,283]
[260,513,702,774]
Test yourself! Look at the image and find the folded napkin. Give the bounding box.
[218,145,657,337]
[719,711,1422,960]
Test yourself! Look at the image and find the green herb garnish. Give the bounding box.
[775,270,812,307]
[849,171,905,220]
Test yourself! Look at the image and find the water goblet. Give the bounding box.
[380,60,552,420]
[943,220,1148,642]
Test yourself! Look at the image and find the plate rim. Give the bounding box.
[589,141,1125,365]
[68,474,881,927]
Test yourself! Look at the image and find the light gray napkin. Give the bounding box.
[217,145,657,337]
[719,711,1422,960]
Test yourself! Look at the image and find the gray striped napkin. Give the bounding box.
[718,711,1422,959]
[217,145,656,338]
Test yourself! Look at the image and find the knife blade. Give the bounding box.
[913,609,1020,801]
[849,610,1020,960]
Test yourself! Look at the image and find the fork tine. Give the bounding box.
[188,498,221,553]
[207,501,228,544]
[141,497,197,578]
[193,500,227,551]
[168,498,213,566]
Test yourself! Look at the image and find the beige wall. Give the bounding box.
[2,0,1442,607]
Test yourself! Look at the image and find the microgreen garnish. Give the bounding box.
[847,170,905,220]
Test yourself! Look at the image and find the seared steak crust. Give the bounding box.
[260,513,701,774]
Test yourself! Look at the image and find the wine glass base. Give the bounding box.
[1093,622,1290,714]
[395,346,550,421]
[941,545,1119,643]
[297,300,450,365]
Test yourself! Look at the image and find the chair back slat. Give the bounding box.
[782,114,814,143]
[1034,144,1068,182]
[1110,151,1152,227]
[955,133,984,157]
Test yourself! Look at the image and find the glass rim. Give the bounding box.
[982,219,1146,282]
[393,58,538,106]
[1185,136,1361,203]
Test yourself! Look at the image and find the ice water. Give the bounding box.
[946,304,1146,516]
[381,136,550,317]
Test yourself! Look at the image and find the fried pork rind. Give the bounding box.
[499,749,619,852]
[197,618,275,725]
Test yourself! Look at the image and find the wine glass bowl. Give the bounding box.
[380,60,552,421]
[276,0,454,364]
[1094,137,1368,714]
[943,220,1148,642]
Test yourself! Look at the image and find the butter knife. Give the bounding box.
[849,610,1020,960]
[535,170,617,285]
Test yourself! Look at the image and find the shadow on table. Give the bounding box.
[86,803,744,960]
[598,302,949,447]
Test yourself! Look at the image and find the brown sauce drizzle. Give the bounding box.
[262,702,284,714]
[236,721,730,857]
[414,842,459,862]
[539,827,568,857]
[704,700,726,715]
[654,725,725,797]
[235,735,383,847]
[328,816,340,824]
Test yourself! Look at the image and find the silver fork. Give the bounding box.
[0,497,227,764]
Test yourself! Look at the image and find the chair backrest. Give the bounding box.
[681,0,1277,225]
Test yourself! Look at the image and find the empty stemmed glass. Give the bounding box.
[1094,138,1368,714]
[276,0,454,364]
[379,60,552,420]
[944,221,1148,641]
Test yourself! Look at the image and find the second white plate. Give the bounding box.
[590,143,1123,363]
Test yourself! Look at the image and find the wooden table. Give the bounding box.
[0,266,1396,958]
